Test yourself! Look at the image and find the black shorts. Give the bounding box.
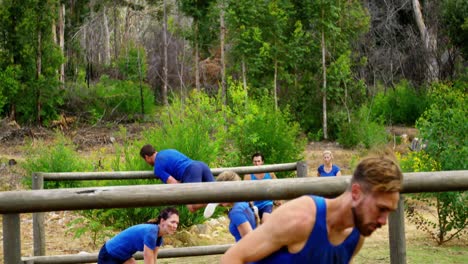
[97,244,128,264]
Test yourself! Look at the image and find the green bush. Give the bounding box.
[408,81,468,245]
[370,80,428,125]
[336,105,387,149]
[22,133,92,189]
[141,90,228,167]
[228,81,305,173]
[90,75,156,121]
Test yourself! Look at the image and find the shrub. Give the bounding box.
[90,75,156,121]
[404,81,468,245]
[370,80,428,125]
[336,105,387,149]
[141,90,228,167]
[22,133,92,189]
[228,81,305,173]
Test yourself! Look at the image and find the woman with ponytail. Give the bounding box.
[98,207,179,264]
[213,171,258,242]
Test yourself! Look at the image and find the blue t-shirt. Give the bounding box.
[253,196,360,264]
[154,149,193,183]
[105,224,163,261]
[250,173,274,209]
[229,202,257,242]
[317,164,341,177]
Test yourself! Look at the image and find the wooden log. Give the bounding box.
[32,173,45,256]
[21,244,232,263]
[389,195,407,264]
[296,161,308,177]
[3,214,21,264]
[0,171,467,214]
[39,163,299,180]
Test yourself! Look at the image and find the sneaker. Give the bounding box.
[204,203,219,218]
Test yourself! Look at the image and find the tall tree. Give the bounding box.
[412,0,439,82]
[179,0,216,91]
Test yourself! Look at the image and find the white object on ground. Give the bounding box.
[204,203,219,218]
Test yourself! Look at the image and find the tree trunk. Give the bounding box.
[162,0,168,106]
[58,3,65,85]
[321,28,328,140]
[220,2,226,107]
[113,2,120,60]
[412,0,438,82]
[274,59,278,110]
[138,48,144,115]
[195,21,200,91]
[36,29,42,125]
[102,6,111,65]
[241,57,247,95]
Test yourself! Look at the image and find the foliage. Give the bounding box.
[116,44,147,82]
[417,82,467,170]
[0,0,64,124]
[401,81,468,245]
[441,0,468,59]
[0,65,21,114]
[88,75,156,122]
[228,81,305,171]
[22,133,92,189]
[66,211,114,247]
[370,80,428,125]
[400,151,467,245]
[141,90,227,166]
[335,104,387,149]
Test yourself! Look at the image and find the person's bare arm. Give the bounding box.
[166,176,180,184]
[244,174,251,181]
[336,170,342,176]
[221,196,315,264]
[143,244,157,264]
[237,222,253,238]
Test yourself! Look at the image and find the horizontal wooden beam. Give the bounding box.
[1,171,467,214]
[22,244,232,263]
[38,163,299,180]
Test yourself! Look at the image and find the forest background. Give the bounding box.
[0,0,466,262]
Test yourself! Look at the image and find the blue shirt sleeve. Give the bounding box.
[143,226,158,250]
[154,163,170,183]
[230,209,249,227]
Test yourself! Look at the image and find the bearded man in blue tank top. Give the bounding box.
[221,151,403,264]
[244,153,282,224]
[140,144,215,212]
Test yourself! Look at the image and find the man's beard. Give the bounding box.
[352,206,381,237]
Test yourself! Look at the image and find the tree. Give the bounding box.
[412,0,439,82]
[0,0,63,124]
[415,81,467,244]
[178,0,217,91]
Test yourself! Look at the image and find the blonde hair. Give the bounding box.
[323,150,333,158]
[350,150,403,193]
[216,170,242,182]
[216,170,259,225]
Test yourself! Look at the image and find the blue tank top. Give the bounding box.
[250,173,274,209]
[253,196,360,264]
[318,164,341,177]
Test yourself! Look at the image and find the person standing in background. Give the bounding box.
[317,150,342,177]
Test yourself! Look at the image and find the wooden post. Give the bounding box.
[3,214,21,264]
[32,173,46,256]
[389,194,406,264]
[296,161,308,177]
